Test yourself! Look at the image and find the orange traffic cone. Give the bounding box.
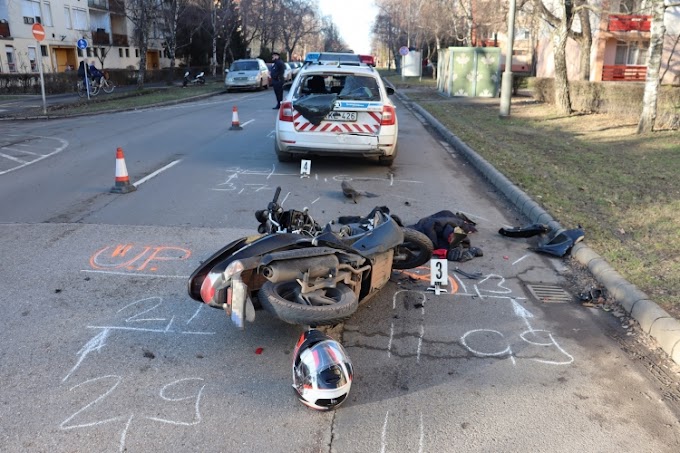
[230,105,243,130]
[110,147,137,194]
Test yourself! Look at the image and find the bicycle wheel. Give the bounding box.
[102,78,115,93]
[89,82,100,96]
[76,81,85,98]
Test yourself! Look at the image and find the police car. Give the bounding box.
[274,60,398,165]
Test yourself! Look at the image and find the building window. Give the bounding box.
[72,8,87,31]
[41,45,48,57]
[42,1,53,27]
[77,48,82,57]
[119,48,123,57]
[86,48,92,57]
[125,48,129,58]
[615,40,649,65]
[21,0,41,24]
[63,6,71,29]
[135,49,139,58]
[28,46,37,71]
[5,46,16,73]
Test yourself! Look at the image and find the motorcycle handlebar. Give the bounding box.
[272,187,281,204]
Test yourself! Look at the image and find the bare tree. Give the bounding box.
[158,0,193,71]
[280,0,320,60]
[534,0,577,114]
[119,0,161,87]
[637,1,680,133]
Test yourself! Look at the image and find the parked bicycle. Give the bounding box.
[76,74,115,97]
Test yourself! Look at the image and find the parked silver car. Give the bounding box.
[225,58,269,91]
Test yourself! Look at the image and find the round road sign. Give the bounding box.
[32,23,45,42]
[399,46,410,56]
[77,39,88,50]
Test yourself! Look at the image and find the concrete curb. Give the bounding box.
[397,91,680,366]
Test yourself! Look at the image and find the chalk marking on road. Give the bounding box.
[512,254,530,265]
[267,130,275,138]
[240,119,255,127]
[380,411,389,453]
[63,329,110,382]
[0,151,28,163]
[133,159,181,187]
[390,173,394,186]
[267,164,275,179]
[86,325,215,335]
[186,304,203,324]
[0,136,68,176]
[460,329,512,358]
[419,412,425,453]
[281,191,291,206]
[387,323,394,358]
[417,324,425,363]
[311,196,321,204]
[60,375,124,430]
[146,378,206,426]
[119,414,134,453]
[81,269,189,278]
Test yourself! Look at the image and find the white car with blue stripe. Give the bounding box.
[274,63,398,165]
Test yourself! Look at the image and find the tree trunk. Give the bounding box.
[637,0,666,134]
[577,5,592,80]
[552,2,573,115]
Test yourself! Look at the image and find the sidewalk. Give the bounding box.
[394,87,680,367]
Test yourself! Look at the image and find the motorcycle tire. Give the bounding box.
[258,281,358,326]
[392,228,434,270]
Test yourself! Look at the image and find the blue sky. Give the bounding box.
[317,0,379,55]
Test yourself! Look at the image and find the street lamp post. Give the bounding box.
[499,0,517,117]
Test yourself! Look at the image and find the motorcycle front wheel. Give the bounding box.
[258,281,358,326]
[392,228,434,270]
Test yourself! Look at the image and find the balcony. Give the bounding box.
[88,0,109,10]
[112,33,128,47]
[602,65,647,81]
[0,20,10,38]
[92,29,111,45]
[608,14,651,32]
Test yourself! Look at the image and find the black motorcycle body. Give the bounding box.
[188,188,433,329]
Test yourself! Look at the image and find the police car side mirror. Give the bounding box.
[386,87,395,95]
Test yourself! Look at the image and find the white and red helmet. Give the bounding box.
[292,329,353,410]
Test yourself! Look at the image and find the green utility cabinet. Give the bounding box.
[437,47,501,97]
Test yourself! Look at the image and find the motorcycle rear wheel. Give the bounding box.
[392,228,434,270]
[258,281,358,326]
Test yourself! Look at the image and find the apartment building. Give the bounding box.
[536,0,680,85]
[0,0,170,73]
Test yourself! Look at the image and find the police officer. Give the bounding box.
[270,51,286,109]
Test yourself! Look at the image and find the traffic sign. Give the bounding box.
[77,39,88,50]
[399,46,409,56]
[32,23,45,42]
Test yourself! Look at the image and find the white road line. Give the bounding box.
[0,136,69,176]
[2,146,41,156]
[240,119,255,127]
[133,159,181,187]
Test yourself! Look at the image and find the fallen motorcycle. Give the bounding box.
[188,187,433,328]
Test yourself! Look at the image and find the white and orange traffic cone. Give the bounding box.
[230,105,243,130]
[110,147,137,194]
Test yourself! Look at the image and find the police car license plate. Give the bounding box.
[325,111,357,122]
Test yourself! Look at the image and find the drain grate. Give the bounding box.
[526,284,573,303]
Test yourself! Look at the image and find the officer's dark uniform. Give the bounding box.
[271,53,286,109]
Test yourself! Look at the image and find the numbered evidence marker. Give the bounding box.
[300,159,311,178]
[428,258,448,295]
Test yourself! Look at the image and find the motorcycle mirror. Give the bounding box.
[255,210,268,223]
[257,224,267,234]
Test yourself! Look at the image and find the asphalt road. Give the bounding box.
[1,90,679,452]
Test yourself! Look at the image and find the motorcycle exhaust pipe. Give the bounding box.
[262,255,339,282]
